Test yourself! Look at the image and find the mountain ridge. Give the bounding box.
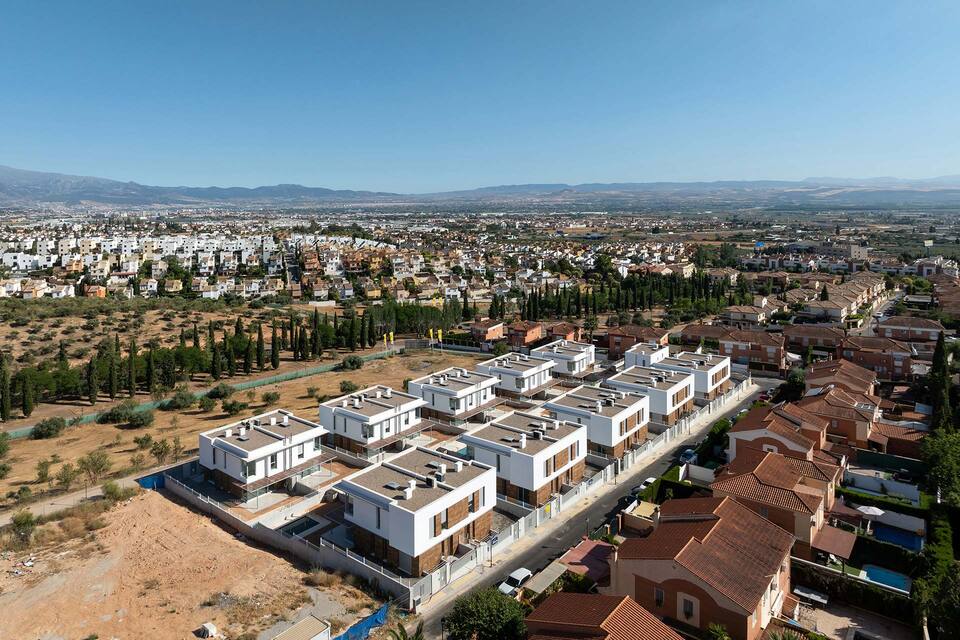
[3,164,960,207]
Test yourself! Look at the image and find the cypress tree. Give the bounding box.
[930,332,953,432]
[367,313,376,347]
[359,314,367,349]
[127,336,137,397]
[310,319,320,357]
[211,342,222,380]
[207,321,215,351]
[235,315,244,335]
[107,351,119,400]
[298,326,308,361]
[193,322,201,349]
[271,322,280,369]
[349,317,358,351]
[0,356,11,421]
[21,373,34,417]
[281,322,288,350]
[226,338,236,377]
[291,324,299,361]
[256,324,265,370]
[86,358,98,406]
[146,348,156,391]
[58,340,68,368]
[244,336,254,374]
[179,328,187,348]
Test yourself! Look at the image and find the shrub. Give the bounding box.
[339,380,359,394]
[445,588,526,640]
[340,355,363,371]
[222,399,249,416]
[96,399,138,425]
[0,463,10,480]
[126,410,155,429]
[133,434,153,450]
[102,480,124,501]
[161,386,195,411]
[206,383,235,400]
[198,396,217,412]
[11,510,36,544]
[303,568,339,587]
[305,386,318,399]
[31,417,67,440]
[261,391,280,406]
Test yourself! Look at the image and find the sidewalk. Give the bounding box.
[417,380,764,626]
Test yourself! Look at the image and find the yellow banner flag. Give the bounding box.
[389,331,394,343]
[429,328,434,340]
[438,329,443,342]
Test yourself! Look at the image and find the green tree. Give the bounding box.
[11,510,36,544]
[211,342,222,380]
[150,438,172,464]
[21,372,34,417]
[145,347,156,391]
[387,621,425,640]
[583,315,599,340]
[256,323,265,370]
[107,349,119,400]
[271,322,280,369]
[243,336,254,374]
[924,430,960,506]
[707,623,732,640]
[929,332,952,432]
[77,449,112,488]
[0,356,11,421]
[86,357,99,405]
[445,588,526,640]
[35,458,52,484]
[55,462,79,491]
[127,336,137,398]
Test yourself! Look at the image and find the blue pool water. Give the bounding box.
[862,564,912,592]
[873,522,924,552]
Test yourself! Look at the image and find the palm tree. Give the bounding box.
[387,620,425,640]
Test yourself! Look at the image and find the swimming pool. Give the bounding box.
[280,516,321,537]
[873,522,924,552]
[862,564,912,592]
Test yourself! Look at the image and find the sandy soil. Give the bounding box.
[0,350,483,504]
[0,491,319,640]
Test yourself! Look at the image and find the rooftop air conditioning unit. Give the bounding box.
[384,388,392,398]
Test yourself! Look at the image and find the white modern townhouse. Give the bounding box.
[625,343,732,401]
[543,385,650,459]
[335,447,496,576]
[459,410,587,507]
[530,339,596,379]
[604,366,695,425]
[198,409,329,501]
[407,367,502,425]
[318,385,427,460]
[475,352,556,399]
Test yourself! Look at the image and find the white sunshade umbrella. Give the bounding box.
[857,505,885,518]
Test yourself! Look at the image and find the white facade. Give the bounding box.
[337,447,496,565]
[408,367,499,421]
[605,366,695,423]
[531,339,596,377]
[319,385,427,451]
[198,409,328,489]
[543,385,650,453]
[476,353,555,396]
[459,411,587,495]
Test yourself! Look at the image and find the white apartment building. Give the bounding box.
[198,409,329,500]
[476,352,556,399]
[319,385,427,460]
[543,385,650,459]
[407,367,501,424]
[531,339,596,379]
[605,366,695,425]
[459,410,587,507]
[336,447,496,576]
[625,343,731,401]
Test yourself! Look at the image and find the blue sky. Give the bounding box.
[1,1,959,192]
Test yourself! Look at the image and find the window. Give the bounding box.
[213,449,219,466]
[515,377,523,389]
[375,507,382,529]
[440,509,448,530]
[468,492,476,513]
[544,459,552,476]
[314,436,321,451]
[297,444,305,459]
[495,454,501,472]
[345,496,354,516]
[654,587,664,608]
[682,598,694,620]
[269,453,278,470]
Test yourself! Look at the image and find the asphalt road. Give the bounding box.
[850,293,902,337]
[419,378,780,638]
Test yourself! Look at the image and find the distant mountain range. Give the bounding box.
[3,164,960,208]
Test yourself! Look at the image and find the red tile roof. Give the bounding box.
[526,593,683,640]
[616,497,793,613]
[712,449,824,514]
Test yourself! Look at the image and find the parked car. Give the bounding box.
[498,567,533,597]
[679,448,698,465]
[632,477,658,495]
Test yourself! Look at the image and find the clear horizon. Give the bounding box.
[2,1,959,192]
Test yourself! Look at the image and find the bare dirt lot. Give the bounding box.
[0,350,484,506]
[0,490,381,639]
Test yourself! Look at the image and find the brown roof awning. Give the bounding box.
[812,525,857,560]
[867,432,889,446]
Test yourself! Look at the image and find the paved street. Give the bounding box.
[418,377,780,638]
[849,292,902,337]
